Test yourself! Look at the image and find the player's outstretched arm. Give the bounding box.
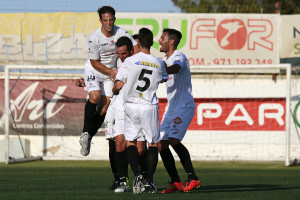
[165,64,181,74]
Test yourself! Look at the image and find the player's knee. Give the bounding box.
[115,141,126,152]
[158,140,168,151]
[137,143,144,156]
[115,135,126,152]
[89,92,101,104]
[99,96,110,114]
[137,149,143,156]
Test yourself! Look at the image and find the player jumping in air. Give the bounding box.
[79,6,138,157]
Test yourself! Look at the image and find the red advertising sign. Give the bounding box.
[158,98,285,131]
[0,79,87,136]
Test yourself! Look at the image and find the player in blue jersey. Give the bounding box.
[158,28,200,193]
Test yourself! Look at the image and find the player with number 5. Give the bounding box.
[113,27,168,194]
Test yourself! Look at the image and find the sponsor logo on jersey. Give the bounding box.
[135,61,159,68]
[173,117,183,124]
[88,40,93,43]
[101,43,108,46]
[170,124,180,134]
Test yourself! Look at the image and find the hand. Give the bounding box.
[109,69,118,82]
[75,77,85,87]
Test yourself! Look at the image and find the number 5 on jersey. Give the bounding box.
[136,69,153,92]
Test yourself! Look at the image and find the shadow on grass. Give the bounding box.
[163,184,300,193]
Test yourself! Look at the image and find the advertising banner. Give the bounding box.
[0,79,87,135]
[0,79,286,135]
[280,14,300,66]
[0,12,280,65]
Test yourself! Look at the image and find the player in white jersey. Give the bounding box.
[158,28,200,193]
[79,6,138,157]
[76,36,147,192]
[108,36,147,193]
[113,28,168,194]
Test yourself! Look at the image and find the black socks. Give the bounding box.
[127,145,140,176]
[146,146,158,182]
[108,140,118,180]
[173,142,197,180]
[160,147,180,183]
[82,100,97,133]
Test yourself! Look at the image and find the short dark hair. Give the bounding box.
[138,28,153,49]
[163,28,182,48]
[97,6,115,20]
[132,34,139,40]
[115,36,133,52]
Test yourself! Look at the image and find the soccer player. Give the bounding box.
[158,28,200,193]
[79,6,138,157]
[76,36,147,192]
[132,33,149,186]
[113,27,168,194]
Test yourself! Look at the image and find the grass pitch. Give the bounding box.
[0,160,299,200]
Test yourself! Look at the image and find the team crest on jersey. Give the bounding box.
[88,48,94,54]
[139,93,143,98]
[173,117,183,124]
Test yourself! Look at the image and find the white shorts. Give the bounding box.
[124,103,159,144]
[160,107,195,141]
[84,68,114,97]
[113,107,145,141]
[113,107,124,138]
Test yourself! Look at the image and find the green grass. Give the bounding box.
[0,160,300,200]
